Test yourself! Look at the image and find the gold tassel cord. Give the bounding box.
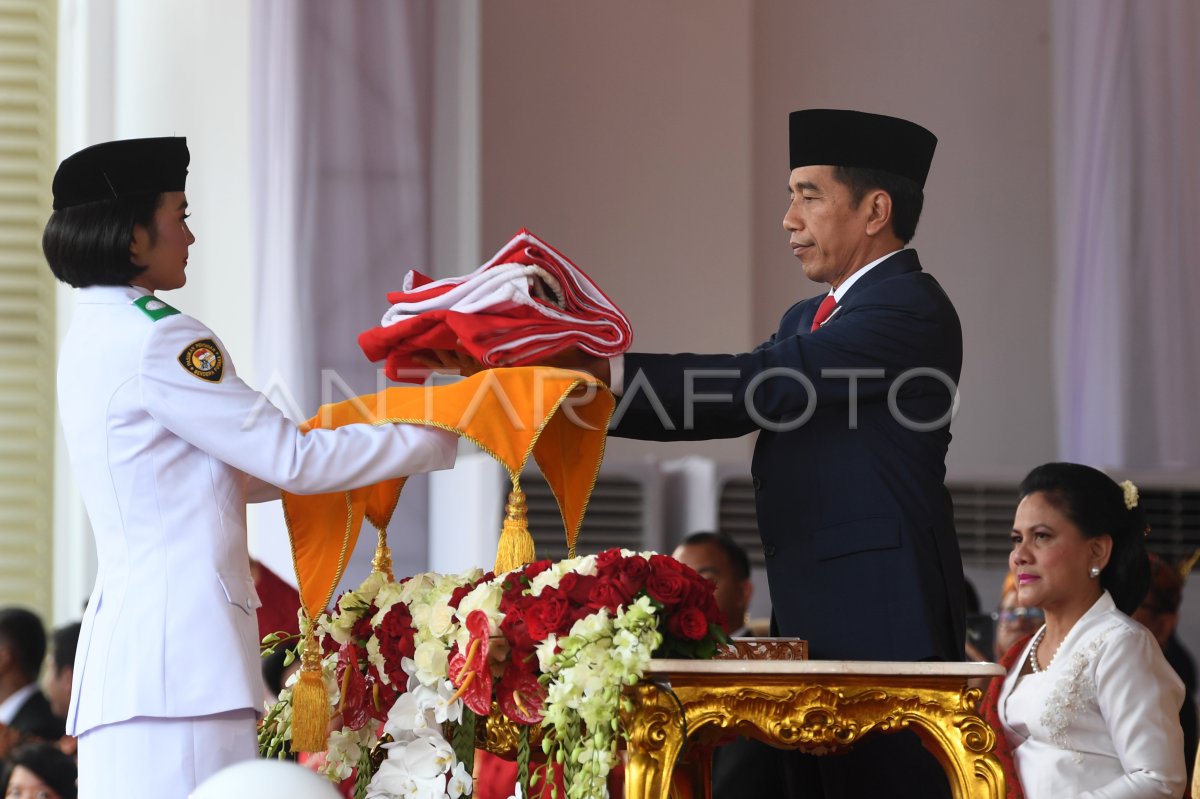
[494,486,536,574]
[290,622,330,752]
[372,525,394,580]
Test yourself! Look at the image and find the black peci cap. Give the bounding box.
[51,136,189,210]
[789,109,936,188]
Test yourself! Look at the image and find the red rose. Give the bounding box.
[501,610,533,653]
[377,603,416,685]
[614,556,649,597]
[351,607,376,644]
[646,567,690,607]
[525,589,569,640]
[667,606,710,641]
[587,577,632,613]
[648,553,685,573]
[521,560,553,582]
[595,548,624,571]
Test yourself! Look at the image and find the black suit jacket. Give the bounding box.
[10,688,65,743]
[612,249,966,661]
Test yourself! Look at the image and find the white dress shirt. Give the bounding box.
[0,683,39,725]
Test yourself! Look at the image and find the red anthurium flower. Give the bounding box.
[366,664,399,723]
[335,641,371,731]
[498,669,546,725]
[448,610,494,715]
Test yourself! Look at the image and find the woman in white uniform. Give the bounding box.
[43,137,459,798]
[997,462,1186,798]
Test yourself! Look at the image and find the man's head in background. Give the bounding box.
[46,622,81,719]
[0,608,47,694]
[672,531,753,636]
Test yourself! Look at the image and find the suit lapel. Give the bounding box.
[786,250,923,336]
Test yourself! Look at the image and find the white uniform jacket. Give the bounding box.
[58,285,457,735]
[997,591,1186,799]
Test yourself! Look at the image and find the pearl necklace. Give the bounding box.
[1028,625,1058,673]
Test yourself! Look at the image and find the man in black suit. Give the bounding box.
[593,110,962,798]
[424,109,964,797]
[0,608,65,759]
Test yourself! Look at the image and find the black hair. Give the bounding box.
[1018,462,1151,614]
[0,608,46,682]
[678,531,751,581]
[50,621,81,674]
[3,742,77,799]
[831,166,925,244]
[41,192,162,287]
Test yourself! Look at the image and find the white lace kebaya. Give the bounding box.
[997,591,1186,798]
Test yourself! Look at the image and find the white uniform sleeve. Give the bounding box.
[244,474,282,503]
[1079,626,1187,799]
[139,315,457,494]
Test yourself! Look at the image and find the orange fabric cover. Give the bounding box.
[282,367,613,620]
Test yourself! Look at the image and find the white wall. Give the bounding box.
[751,0,1057,481]
[53,0,254,621]
[480,0,756,464]
[479,1,1058,480]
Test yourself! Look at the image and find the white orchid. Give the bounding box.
[446,761,473,799]
[396,732,456,780]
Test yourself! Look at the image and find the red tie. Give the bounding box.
[810,294,838,332]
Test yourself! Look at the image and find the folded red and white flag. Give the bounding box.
[359,228,633,382]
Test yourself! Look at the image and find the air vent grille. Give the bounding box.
[715,478,1200,569]
[512,473,648,561]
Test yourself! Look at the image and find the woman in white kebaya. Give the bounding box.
[997,462,1186,798]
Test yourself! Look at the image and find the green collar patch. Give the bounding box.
[133,295,180,321]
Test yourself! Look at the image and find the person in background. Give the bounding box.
[994,462,1185,798]
[1,742,76,799]
[673,531,784,795]
[992,573,1045,661]
[1133,552,1198,792]
[0,609,63,760]
[44,622,80,724]
[44,137,459,798]
[672,532,754,637]
[43,621,81,758]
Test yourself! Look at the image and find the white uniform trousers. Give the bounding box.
[77,709,257,798]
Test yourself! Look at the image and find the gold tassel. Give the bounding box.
[495,486,536,573]
[371,526,393,580]
[290,622,330,752]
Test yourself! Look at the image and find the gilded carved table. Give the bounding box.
[619,660,1008,799]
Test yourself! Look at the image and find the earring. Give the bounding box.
[1089,566,1101,579]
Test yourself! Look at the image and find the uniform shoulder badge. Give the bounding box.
[178,339,224,382]
[133,295,180,321]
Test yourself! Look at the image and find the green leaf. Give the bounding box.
[517,724,532,799]
[450,709,477,775]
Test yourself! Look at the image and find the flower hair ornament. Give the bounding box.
[1120,480,1139,510]
[1120,479,1152,537]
